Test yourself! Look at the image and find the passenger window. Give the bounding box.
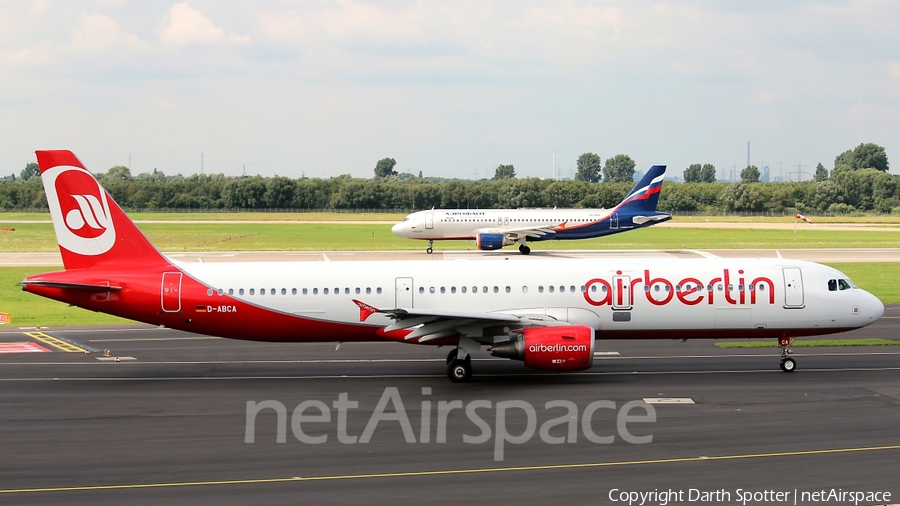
[483,286,488,293]
[538,286,544,293]
[334,288,339,295]
[239,288,245,295]
[345,288,350,294]
[356,287,361,294]
[419,287,424,294]
[548,286,554,293]
[228,288,234,295]
[281,288,287,295]
[302,288,308,295]
[452,286,457,294]
[250,288,255,295]
[430,286,436,294]
[292,288,297,295]
[441,286,446,293]
[505,286,511,293]
[570,286,575,292]
[323,288,329,294]
[207,289,213,296]
[522,286,528,293]
[377,287,382,294]
[313,288,318,295]
[758,284,766,291]
[494,286,499,293]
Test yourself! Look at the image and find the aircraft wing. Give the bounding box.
[473,225,558,240]
[351,299,563,343]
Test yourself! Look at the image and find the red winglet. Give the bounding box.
[352,299,379,322]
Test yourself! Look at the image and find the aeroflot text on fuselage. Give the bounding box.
[583,268,776,307]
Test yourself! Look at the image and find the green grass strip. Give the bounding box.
[716,339,899,348]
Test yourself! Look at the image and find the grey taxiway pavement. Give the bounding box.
[1,306,899,505]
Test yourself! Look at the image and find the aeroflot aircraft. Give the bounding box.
[392,166,671,254]
[24,151,884,382]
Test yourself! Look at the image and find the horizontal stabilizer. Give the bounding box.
[21,280,122,291]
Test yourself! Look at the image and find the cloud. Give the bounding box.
[889,60,900,79]
[71,12,129,52]
[159,3,226,46]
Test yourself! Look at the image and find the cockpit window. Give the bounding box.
[402,217,410,222]
[829,278,856,291]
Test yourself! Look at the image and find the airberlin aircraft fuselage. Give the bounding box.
[22,150,885,382]
[29,257,880,342]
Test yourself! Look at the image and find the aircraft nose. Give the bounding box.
[866,291,885,321]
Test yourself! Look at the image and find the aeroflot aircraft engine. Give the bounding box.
[490,326,595,372]
[475,233,514,250]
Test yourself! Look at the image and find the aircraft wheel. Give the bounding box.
[780,358,796,372]
[447,357,473,383]
[519,244,531,255]
[446,348,458,364]
[426,247,433,254]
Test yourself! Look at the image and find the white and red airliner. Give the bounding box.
[23,151,884,382]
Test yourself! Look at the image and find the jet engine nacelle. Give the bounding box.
[475,233,514,251]
[490,325,595,372]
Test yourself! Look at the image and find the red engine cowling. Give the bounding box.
[490,325,595,372]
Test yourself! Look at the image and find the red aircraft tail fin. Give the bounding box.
[35,150,169,271]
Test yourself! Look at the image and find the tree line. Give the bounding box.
[1,143,896,214]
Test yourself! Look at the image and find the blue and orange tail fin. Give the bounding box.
[35,150,169,270]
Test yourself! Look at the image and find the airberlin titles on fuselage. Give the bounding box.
[583,268,776,308]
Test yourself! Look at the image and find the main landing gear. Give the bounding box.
[446,348,473,382]
[779,337,796,372]
[426,240,434,255]
[518,243,531,255]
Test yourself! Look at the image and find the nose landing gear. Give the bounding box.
[779,336,796,372]
[426,240,433,255]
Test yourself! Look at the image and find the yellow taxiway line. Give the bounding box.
[24,332,87,353]
[2,444,899,494]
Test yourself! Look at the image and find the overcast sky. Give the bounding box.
[1,1,898,180]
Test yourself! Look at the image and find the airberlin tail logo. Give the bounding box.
[43,165,116,256]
